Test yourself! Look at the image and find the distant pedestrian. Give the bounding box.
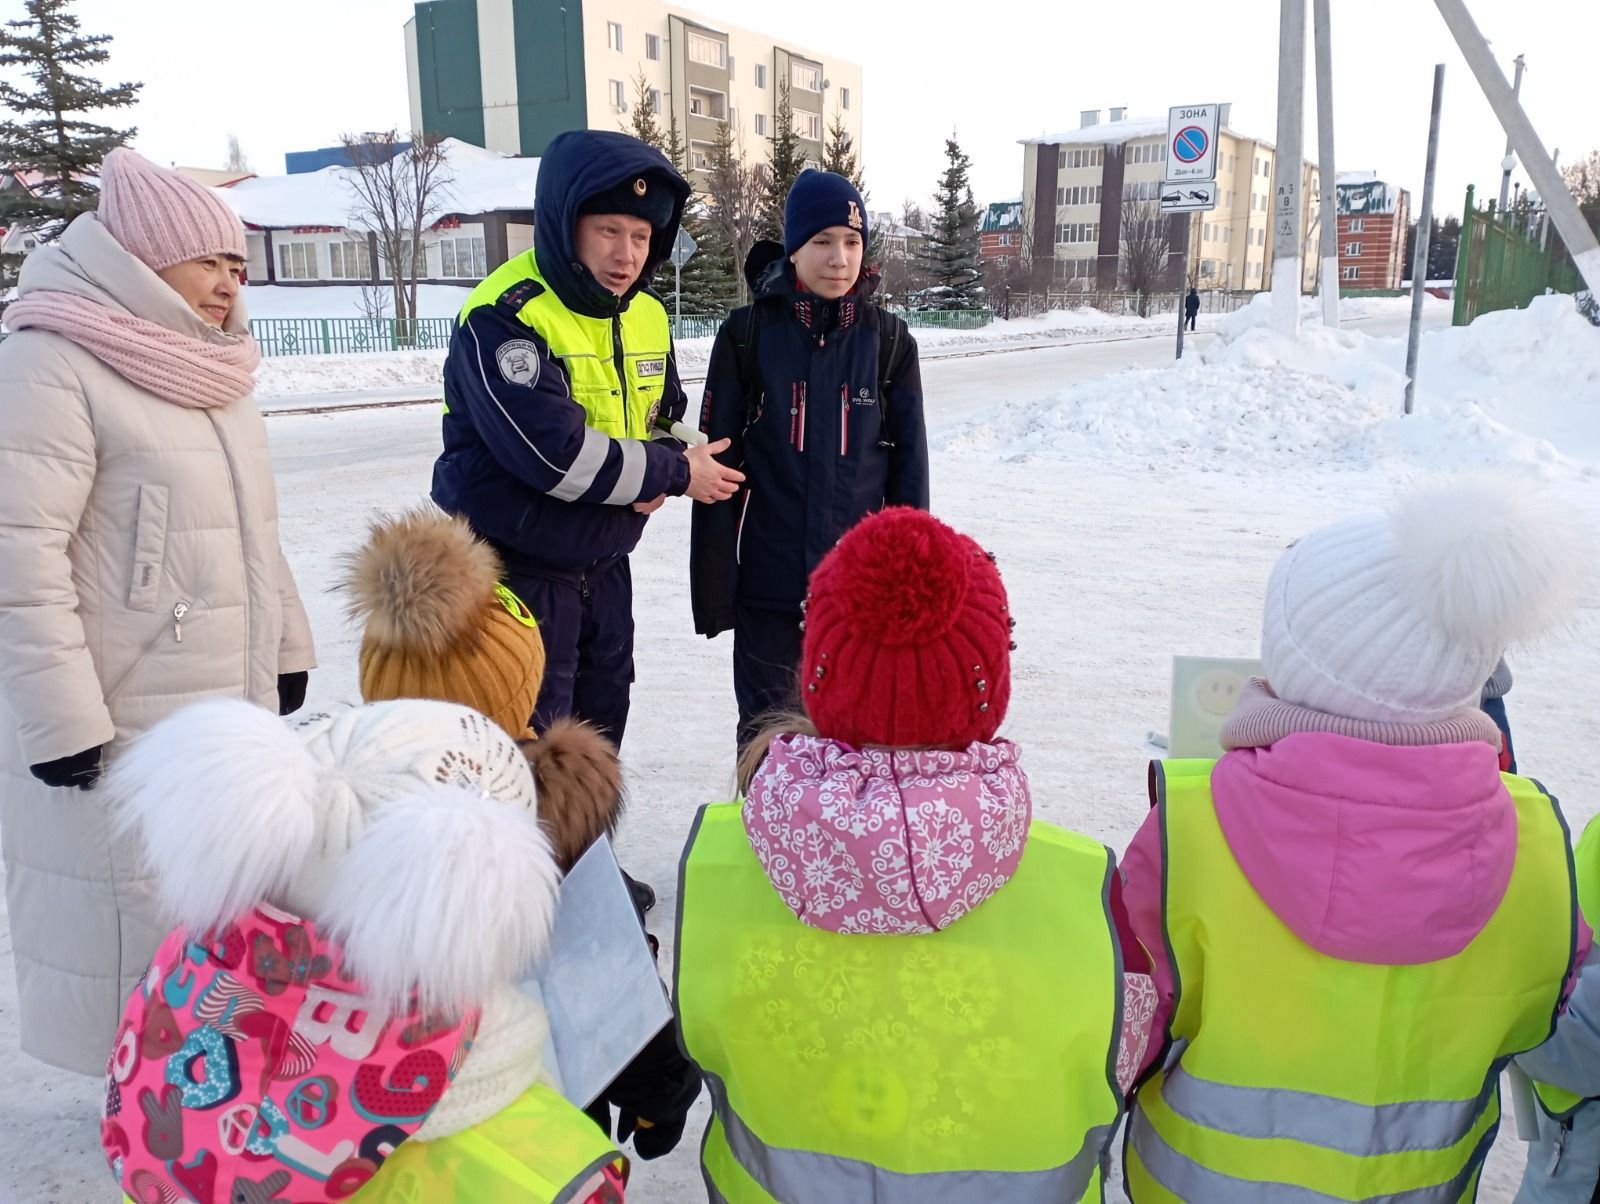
[1185,286,1200,330]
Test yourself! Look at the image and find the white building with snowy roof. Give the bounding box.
[216,138,538,292]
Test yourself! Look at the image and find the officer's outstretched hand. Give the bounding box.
[684,438,745,504]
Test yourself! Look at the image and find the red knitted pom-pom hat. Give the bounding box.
[801,507,1013,750]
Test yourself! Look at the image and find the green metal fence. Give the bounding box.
[1453,184,1585,327]
[248,314,729,355]
[249,317,455,357]
[888,307,995,330]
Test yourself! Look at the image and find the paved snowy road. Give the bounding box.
[0,304,1577,1204]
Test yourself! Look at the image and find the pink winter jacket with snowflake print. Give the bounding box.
[742,733,1159,1088]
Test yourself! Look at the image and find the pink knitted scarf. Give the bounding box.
[5,290,260,408]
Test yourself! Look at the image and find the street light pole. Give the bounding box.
[1270,0,1307,338]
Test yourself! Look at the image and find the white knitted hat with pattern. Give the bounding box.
[1261,476,1585,725]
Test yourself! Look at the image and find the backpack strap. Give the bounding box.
[870,306,910,441]
[731,303,763,428]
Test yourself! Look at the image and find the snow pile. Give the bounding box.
[945,293,1600,474]
[256,350,447,401]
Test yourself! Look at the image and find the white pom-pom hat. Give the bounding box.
[1261,476,1587,725]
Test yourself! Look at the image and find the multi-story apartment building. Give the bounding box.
[404,0,863,189]
[1020,106,1319,293]
[1335,173,1411,290]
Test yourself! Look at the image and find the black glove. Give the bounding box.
[616,1108,688,1160]
[277,671,309,716]
[29,746,103,790]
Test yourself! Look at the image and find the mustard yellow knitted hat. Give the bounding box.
[344,509,544,739]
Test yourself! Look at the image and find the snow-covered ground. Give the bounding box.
[1,293,1592,1203]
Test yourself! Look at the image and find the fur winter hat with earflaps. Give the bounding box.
[109,698,564,1137]
[111,698,558,1011]
[1261,475,1588,725]
[344,508,546,739]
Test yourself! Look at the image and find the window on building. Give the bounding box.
[690,142,712,171]
[1344,242,1362,256]
[687,31,725,67]
[1342,264,1360,281]
[792,62,822,92]
[645,32,660,60]
[688,87,726,119]
[755,112,768,136]
[439,235,487,280]
[803,158,821,172]
[1224,227,1231,245]
[755,63,767,88]
[1349,218,1365,233]
[607,21,622,52]
[379,238,424,279]
[1056,186,1064,205]
[728,55,735,77]
[329,240,371,280]
[609,79,625,110]
[650,88,662,115]
[797,110,822,141]
[276,241,318,280]
[840,86,851,110]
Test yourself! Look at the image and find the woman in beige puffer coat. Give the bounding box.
[0,150,315,1074]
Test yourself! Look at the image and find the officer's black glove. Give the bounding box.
[278,671,309,716]
[616,1108,688,1160]
[29,746,103,790]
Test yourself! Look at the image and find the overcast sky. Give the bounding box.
[49,0,1597,219]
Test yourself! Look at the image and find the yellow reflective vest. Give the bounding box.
[352,1081,623,1204]
[1127,758,1576,1203]
[676,801,1125,1203]
[458,252,671,439]
[1533,814,1600,1120]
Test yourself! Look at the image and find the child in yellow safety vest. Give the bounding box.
[1119,477,1591,1202]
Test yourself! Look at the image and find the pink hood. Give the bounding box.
[1212,733,1516,964]
[742,734,1032,934]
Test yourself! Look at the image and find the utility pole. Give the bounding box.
[1271,0,1307,338]
[1432,0,1600,296]
[1313,0,1339,327]
[1404,65,1446,417]
[1497,54,1525,211]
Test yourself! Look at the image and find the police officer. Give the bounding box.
[434,130,743,905]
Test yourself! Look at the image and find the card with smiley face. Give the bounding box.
[1168,655,1261,759]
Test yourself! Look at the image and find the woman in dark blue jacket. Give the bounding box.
[690,171,930,750]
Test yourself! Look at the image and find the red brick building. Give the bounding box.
[1335,173,1410,290]
[980,199,1026,274]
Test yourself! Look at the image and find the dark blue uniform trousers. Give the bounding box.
[506,558,635,747]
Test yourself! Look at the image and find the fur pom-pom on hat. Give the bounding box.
[1262,474,1588,725]
[320,784,561,1015]
[343,508,546,738]
[519,718,625,873]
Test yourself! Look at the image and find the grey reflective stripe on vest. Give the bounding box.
[1161,1063,1496,1155]
[705,1073,1111,1204]
[1129,1105,1491,1204]
[602,439,646,504]
[548,426,611,502]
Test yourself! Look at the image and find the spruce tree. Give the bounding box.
[822,107,883,269]
[627,72,662,148]
[759,82,805,241]
[0,0,140,241]
[915,136,984,310]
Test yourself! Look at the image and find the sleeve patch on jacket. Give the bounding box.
[496,340,541,387]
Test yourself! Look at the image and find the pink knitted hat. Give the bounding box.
[98,148,247,271]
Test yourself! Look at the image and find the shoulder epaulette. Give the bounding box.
[495,278,545,314]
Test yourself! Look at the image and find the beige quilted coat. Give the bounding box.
[0,215,315,1073]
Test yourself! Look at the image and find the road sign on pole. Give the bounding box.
[1160,180,1219,214]
[1164,104,1224,183]
[670,228,698,268]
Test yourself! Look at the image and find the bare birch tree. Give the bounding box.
[340,129,452,340]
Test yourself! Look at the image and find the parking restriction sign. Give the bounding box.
[1164,103,1223,183]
